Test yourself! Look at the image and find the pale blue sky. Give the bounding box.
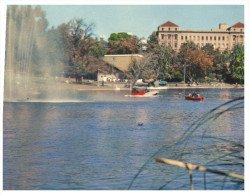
[41,5,243,40]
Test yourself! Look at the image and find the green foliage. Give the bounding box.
[229,45,244,84]
[147,31,158,51]
[108,32,131,42]
[154,44,176,80]
[106,32,139,55]
[90,39,107,57]
[107,35,139,54]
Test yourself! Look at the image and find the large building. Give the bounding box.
[157,21,244,52]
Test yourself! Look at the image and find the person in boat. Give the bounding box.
[192,91,198,97]
[132,88,139,93]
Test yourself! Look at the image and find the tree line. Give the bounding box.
[5,5,244,84]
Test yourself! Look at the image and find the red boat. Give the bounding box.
[185,96,205,101]
[131,88,159,96]
[131,88,146,95]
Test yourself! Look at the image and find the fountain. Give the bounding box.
[4,6,71,102]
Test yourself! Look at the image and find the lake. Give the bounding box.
[3,88,244,190]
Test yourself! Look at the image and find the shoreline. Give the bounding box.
[71,79,244,91]
[75,84,244,91]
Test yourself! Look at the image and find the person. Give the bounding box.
[132,88,139,93]
[192,92,198,97]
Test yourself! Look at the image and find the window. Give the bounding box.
[181,36,184,40]
[175,34,177,40]
[169,28,171,31]
[168,35,171,40]
[189,36,192,40]
[162,28,164,31]
[175,28,178,31]
[206,36,208,41]
[161,34,164,40]
[214,36,216,41]
[202,36,204,41]
[197,36,200,41]
[233,35,236,41]
[175,43,177,48]
[210,36,212,41]
[222,36,225,41]
[185,36,187,40]
[240,29,243,32]
[218,36,220,41]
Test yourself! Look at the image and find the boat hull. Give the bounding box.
[185,96,205,101]
[131,90,159,96]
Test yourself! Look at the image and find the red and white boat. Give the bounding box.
[130,88,159,97]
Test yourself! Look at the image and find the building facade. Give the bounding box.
[157,21,244,52]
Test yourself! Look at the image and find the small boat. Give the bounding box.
[130,88,159,96]
[185,96,205,101]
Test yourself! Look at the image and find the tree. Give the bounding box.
[147,31,158,52]
[90,38,107,57]
[229,45,244,84]
[177,41,213,82]
[153,44,176,81]
[106,33,139,54]
[108,32,131,42]
[51,18,95,82]
[127,53,156,87]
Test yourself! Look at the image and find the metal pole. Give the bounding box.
[97,65,99,87]
[112,58,113,87]
[112,57,115,88]
[184,64,186,84]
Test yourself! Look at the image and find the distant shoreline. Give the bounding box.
[75,84,244,91]
[72,79,244,91]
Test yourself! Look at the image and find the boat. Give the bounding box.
[185,96,205,101]
[130,88,159,97]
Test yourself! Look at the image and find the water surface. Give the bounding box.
[3,88,244,190]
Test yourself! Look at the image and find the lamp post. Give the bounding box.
[112,56,116,87]
[97,65,99,87]
[184,63,186,84]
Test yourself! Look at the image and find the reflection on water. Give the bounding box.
[3,89,244,190]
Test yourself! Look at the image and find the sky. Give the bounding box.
[41,5,244,40]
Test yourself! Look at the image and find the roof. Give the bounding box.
[102,54,143,72]
[160,21,178,27]
[231,22,244,28]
